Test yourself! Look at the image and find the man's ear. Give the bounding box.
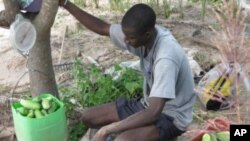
[145,31,151,39]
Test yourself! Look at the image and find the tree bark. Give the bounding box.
[28,0,59,97]
[0,0,19,28]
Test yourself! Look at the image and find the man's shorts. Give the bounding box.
[116,97,184,141]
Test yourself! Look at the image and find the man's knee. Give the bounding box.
[81,109,97,128]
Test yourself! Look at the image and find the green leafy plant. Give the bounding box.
[61,59,143,109]
[60,59,143,140]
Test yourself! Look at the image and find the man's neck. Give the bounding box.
[144,28,157,57]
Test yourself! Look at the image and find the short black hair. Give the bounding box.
[121,3,156,34]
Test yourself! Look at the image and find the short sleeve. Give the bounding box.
[149,58,179,99]
[109,24,127,50]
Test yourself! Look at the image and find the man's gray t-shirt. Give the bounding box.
[109,24,196,131]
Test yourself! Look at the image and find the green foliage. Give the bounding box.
[163,0,173,18]
[68,122,88,141]
[61,59,143,109]
[188,0,222,22]
[109,0,130,12]
[60,59,143,140]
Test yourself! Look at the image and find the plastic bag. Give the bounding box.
[18,0,42,12]
[196,63,236,111]
[18,0,34,8]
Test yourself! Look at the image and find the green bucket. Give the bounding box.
[11,93,68,141]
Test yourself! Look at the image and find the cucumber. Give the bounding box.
[27,110,35,118]
[41,98,51,110]
[216,131,229,141]
[202,133,211,141]
[210,132,218,141]
[48,102,58,114]
[16,107,29,116]
[32,97,42,103]
[34,110,44,118]
[45,97,53,101]
[41,109,48,116]
[20,99,41,110]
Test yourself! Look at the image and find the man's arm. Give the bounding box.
[97,97,166,137]
[61,1,110,36]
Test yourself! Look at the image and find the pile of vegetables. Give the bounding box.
[201,131,229,141]
[16,97,59,118]
[189,117,230,141]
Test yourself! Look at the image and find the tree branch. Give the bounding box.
[0,10,9,28]
[0,0,19,28]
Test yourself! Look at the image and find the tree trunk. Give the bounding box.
[28,33,59,97]
[0,0,60,98]
[29,0,59,97]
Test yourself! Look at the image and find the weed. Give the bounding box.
[60,59,143,140]
[68,122,88,141]
[163,0,173,18]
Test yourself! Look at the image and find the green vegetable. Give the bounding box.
[202,133,211,141]
[216,131,229,141]
[20,99,41,110]
[41,98,51,110]
[210,132,218,141]
[41,109,48,115]
[16,107,29,116]
[27,110,35,118]
[48,102,58,114]
[32,97,41,103]
[45,97,53,101]
[34,110,44,118]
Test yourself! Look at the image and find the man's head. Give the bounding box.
[121,4,156,47]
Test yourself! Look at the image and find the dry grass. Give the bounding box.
[210,0,250,124]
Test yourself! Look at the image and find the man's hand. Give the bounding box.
[91,133,106,141]
[91,127,108,141]
[59,0,68,7]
